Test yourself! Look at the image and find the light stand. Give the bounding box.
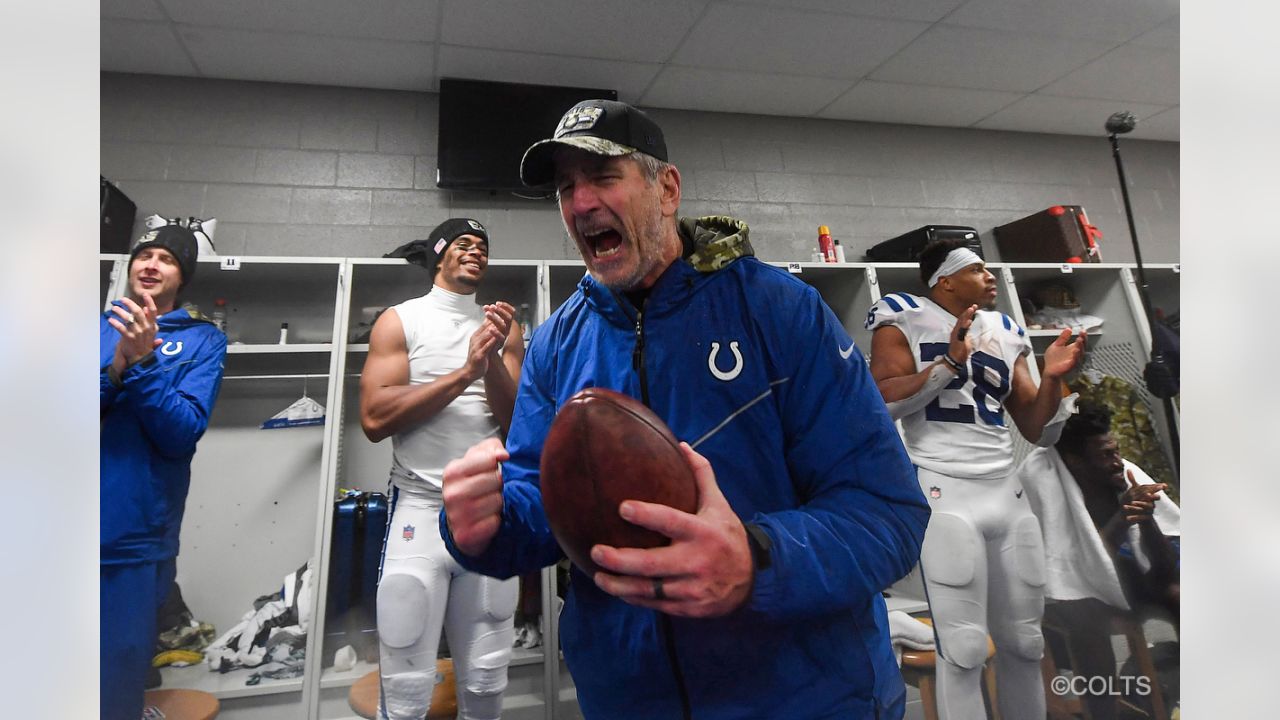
[1105,111,1179,470]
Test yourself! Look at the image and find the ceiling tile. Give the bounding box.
[820,80,1022,127]
[1131,15,1178,48]
[975,94,1172,138]
[943,0,1178,43]
[436,46,660,102]
[98,1,1180,141]
[870,24,1116,92]
[726,0,966,23]
[101,0,167,21]
[102,18,198,76]
[672,4,928,79]
[158,0,439,42]
[1132,106,1178,141]
[440,0,705,63]
[177,26,434,91]
[642,66,851,117]
[1041,44,1178,105]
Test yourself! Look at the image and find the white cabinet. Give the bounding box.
[542,260,587,324]
[1001,263,1178,477]
[101,253,127,310]
[163,257,346,719]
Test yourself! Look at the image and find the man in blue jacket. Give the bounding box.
[440,99,929,719]
[100,225,226,720]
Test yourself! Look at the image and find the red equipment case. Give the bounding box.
[992,205,1102,263]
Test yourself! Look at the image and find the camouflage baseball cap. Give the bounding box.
[519,99,668,187]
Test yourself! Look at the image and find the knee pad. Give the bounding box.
[1004,620,1045,661]
[1012,515,1047,589]
[920,512,979,587]
[937,624,990,670]
[377,573,430,649]
[462,627,513,696]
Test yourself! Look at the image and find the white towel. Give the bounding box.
[888,610,935,666]
[1018,448,1179,610]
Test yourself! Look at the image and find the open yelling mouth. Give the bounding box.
[582,227,623,259]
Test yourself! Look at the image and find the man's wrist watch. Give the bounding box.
[743,522,773,571]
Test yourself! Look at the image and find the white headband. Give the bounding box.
[927,248,984,288]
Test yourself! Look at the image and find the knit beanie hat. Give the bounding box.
[385,218,490,274]
[130,224,199,287]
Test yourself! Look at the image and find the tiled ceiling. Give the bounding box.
[101,0,1179,141]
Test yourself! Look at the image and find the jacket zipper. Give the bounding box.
[630,299,691,720]
[660,614,692,720]
[631,305,650,407]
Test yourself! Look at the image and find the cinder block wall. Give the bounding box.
[102,72,1178,263]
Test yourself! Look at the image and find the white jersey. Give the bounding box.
[866,292,1031,480]
[389,287,500,494]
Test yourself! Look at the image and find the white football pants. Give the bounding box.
[376,484,518,720]
[916,467,1047,720]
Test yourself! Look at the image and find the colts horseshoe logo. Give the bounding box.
[160,341,184,356]
[707,341,744,381]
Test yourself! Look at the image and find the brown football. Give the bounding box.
[540,387,697,575]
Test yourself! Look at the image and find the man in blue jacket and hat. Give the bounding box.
[440,99,929,719]
[100,225,226,720]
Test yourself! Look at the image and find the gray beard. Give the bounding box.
[573,205,667,292]
[594,240,664,291]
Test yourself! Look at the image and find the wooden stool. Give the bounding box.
[348,659,458,719]
[900,617,1000,720]
[1041,611,1169,720]
[141,689,219,720]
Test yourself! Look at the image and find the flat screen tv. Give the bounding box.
[436,78,618,194]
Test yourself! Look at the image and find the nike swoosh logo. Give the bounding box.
[1015,489,1024,498]
[839,342,855,359]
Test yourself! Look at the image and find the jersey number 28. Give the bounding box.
[919,343,1011,426]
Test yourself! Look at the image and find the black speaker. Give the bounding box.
[101,176,137,254]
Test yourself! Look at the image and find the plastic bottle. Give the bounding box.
[833,239,847,264]
[818,226,835,263]
[211,298,228,333]
[279,322,289,344]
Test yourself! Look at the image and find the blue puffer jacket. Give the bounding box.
[100,303,227,565]
[443,217,929,719]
